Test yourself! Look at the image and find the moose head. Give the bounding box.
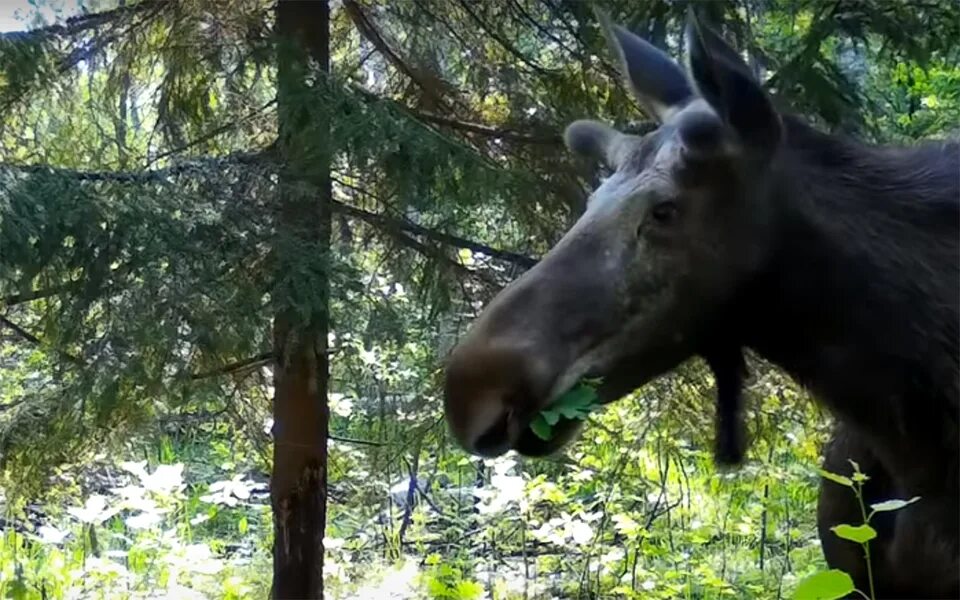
[443,11,784,458]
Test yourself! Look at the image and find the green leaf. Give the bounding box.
[542,410,560,426]
[426,578,452,598]
[530,415,553,441]
[453,580,484,600]
[847,459,870,482]
[831,523,877,544]
[529,380,603,440]
[5,577,29,600]
[818,469,853,487]
[552,385,597,411]
[556,404,589,420]
[870,496,920,513]
[792,569,856,600]
[549,382,601,421]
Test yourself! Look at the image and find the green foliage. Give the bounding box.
[831,523,876,544]
[797,462,921,600]
[0,455,271,600]
[530,379,602,441]
[793,569,855,600]
[421,555,484,600]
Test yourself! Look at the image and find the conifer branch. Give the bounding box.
[1,284,79,307]
[0,158,539,269]
[342,0,457,111]
[190,352,276,380]
[412,111,562,145]
[0,0,163,42]
[0,314,83,365]
[145,99,278,168]
[329,192,538,269]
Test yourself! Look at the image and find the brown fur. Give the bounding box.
[443,12,959,597]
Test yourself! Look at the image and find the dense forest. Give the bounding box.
[0,0,958,598]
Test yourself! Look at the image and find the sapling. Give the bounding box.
[793,460,920,600]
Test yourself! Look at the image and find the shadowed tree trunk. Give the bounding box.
[271,1,331,598]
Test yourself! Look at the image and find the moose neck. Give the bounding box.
[736,117,959,478]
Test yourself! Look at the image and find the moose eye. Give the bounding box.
[650,201,679,225]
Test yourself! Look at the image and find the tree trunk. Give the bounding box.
[271,1,331,599]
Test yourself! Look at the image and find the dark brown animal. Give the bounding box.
[442,11,959,599]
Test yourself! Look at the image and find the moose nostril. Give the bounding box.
[473,410,512,457]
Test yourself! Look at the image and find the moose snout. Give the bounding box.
[443,338,555,457]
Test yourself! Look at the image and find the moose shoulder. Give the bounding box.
[442,10,959,599]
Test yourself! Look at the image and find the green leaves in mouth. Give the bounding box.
[529,378,603,441]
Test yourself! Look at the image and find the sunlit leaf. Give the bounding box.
[793,569,856,600]
[818,469,853,487]
[870,496,920,513]
[831,524,877,544]
[453,580,485,599]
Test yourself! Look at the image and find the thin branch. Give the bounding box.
[342,0,456,110]
[344,63,559,146]
[0,0,163,42]
[0,398,27,413]
[413,110,561,145]
[0,314,82,365]
[452,0,556,75]
[145,98,278,167]
[377,220,485,282]
[0,149,264,183]
[331,177,538,268]
[190,352,275,380]
[329,434,383,447]
[1,1,169,114]
[1,283,78,307]
[0,157,537,268]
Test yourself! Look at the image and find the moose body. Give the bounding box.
[442,10,959,598]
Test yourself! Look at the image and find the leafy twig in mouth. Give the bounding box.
[530,378,603,441]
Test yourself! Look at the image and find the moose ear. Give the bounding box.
[684,11,781,154]
[564,120,633,169]
[596,10,693,123]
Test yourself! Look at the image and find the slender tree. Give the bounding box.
[271,1,331,597]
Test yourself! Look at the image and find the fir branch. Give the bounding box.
[346,82,559,146]
[190,351,276,380]
[0,398,27,413]
[0,157,538,268]
[145,99,278,168]
[413,110,562,145]
[0,0,170,113]
[0,314,82,365]
[452,0,556,75]
[1,283,79,307]
[356,210,496,286]
[0,150,264,183]
[330,176,537,268]
[342,0,457,111]
[0,0,164,42]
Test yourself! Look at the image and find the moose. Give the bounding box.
[442,10,959,599]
